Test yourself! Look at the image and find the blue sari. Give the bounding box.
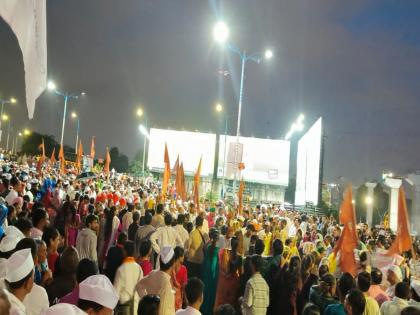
[200,243,219,315]
[0,204,8,239]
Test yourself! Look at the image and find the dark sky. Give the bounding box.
[1,0,420,184]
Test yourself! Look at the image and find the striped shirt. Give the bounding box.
[242,273,270,315]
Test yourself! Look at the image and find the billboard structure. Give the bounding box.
[147,128,216,176]
[218,136,290,186]
[294,117,323,206]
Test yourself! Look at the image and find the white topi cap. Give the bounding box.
[79,275,119,310]
[388,265,403,282]
[5,225,25,239]
[42,303,86,315]
[160,246,174,264]
[5,248,34,283]
[0,234,23,253]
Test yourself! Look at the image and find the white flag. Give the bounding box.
[0,0,47,118]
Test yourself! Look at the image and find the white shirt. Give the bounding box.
[5,189,18,206]
[122,212,133,233]
[7,291,26,315]
[173,225,189,248]
[30,227,43,240]
[114,260,143,312]
[150,226,183,254]
[288,225,297,238]
[23,284,49,315]
[176,306,202,315]
[380,297,409,315]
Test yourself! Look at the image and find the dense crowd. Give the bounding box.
[0,159,420,315]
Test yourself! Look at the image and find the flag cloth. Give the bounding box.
[38,138,45,159]
[172,154,179,175]
[175,157,181,199]
[162,143,171,197]
[238,179,245,214]
[104,147,111,175]
[387,187,415,257]
[90,136,95,159]
[333,186,358,276]
[58,144,65,174]
[179,163,187,201]
[50,147,56,164]
[0,0,47,118]
[76,140,83,171]
[193,157,202,210]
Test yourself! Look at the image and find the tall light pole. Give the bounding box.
[71,112,80,154]
[1,114,11,152]
[215,103,229,198]
[48,81,85,147]
[213,21,273,192]
[137,108,148,174]
[0,97,16,141]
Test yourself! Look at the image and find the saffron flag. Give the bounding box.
[50,147,56,164]
[179,163,187,201]
[193,157,202,211]
[38,138,45,159]
[76,140,83,171]
[387,187,414,257]
[238,179,245,214]
[162,143,171,197]
[90,136,95,159]
[333,186,358,276]
[172,154,179,175]
[58,144,65,174]
[104,147,111,175]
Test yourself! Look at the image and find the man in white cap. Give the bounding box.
[43,303,85,315]
[386,265,403,298]
[0,231,24,284]
[78,274,119,315]
[4,248,35,315]
[136,246,176,315]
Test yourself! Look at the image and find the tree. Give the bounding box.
[109,147,129,173]
[20,132,57,156]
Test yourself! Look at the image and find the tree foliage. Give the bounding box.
[109,147,129,173]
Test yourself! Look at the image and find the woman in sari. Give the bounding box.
[214,236,243,310]
[172,246,188,310]
[98,206,120,269]
[200,227,220,315]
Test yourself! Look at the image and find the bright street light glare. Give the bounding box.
[23,129,30,136]
[47,81,56,91]
[298,113,305,122]
[136,108,144,117]
[81,92,86,96]
[365,196,373,205]
[138,124,149,138]
[18,132,22,137]
[10,97,17,104]
[213,21,229,44]
[215,103,223,112]
[264,49,273,60]
[2,114,9,121]
[295,122,304,131]
[71,112,77,118]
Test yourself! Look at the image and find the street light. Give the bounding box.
[48,80,85,147]
[215,103,223,112]
[365,196,373,206]
[0,97,17,137]
[215,103,229,198]
[136,108,144,117]
[137,108,149,173]
[23,129,31,136]
[71,112,80,154]
[213,20,273,192]
[285,113,305,140]
[2,114,9,121]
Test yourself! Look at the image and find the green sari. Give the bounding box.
[200,243,220,315]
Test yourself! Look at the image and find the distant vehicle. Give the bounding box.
[76,171,97,181]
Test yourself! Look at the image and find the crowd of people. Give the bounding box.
[1,159,420,315]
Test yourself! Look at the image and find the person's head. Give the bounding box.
[76,259,99,284]
[272,239,284,257]
[117,232,128,245]
[32,208,48,230]
[370,267,383,285]
[357,271,371,293]
[4,248,34,296]
[15,238,38,264]
[14,218,32,237]
[123,241,135,258]
[144,213,153,225]
[318,264,329,278]
[164,213,172,226]
[401,307,420,315]
[177,214,185,225]
[42,227,60,252]
[140,240,152,258]
[159,246,175,272]
[137,294,160,315]
[302,303,321,315]
[344,289,366,315]
[254,239,265,256]
[209,227,219,242]
[156,203,164,214]
[185,277,204,308]
[86,214,99,232]
[57,246,79,276]
[195,216,203,228]
[320,273,336,297]
[250,254,263,274]
[387,265,403,285]
[133,211,140,223]
[78,275,119,315]
[173,246,185,266]
[35,239,47,264]
[245,224,255,236]
[395,281,410,300]
[337,272,356,302]
[214,304,236,315]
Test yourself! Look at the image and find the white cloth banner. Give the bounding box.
[0,0,47,118]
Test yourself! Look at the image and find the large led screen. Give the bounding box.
[147,128,216,176]
[218,136,290,186]
[295,117,323,205]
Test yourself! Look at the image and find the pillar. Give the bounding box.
[365,182,377,226]
[384,178,402,232]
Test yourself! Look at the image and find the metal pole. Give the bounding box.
[222,117,228,198]
[142,119,148,174]
[0,101,4,131]
[75,118,80,154]
[6,121,11,152]
[233,52,246,194]
[60,95,69,147]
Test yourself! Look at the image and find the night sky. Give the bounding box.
[1,0,420,184]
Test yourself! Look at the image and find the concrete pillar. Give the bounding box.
[365,182,377,226]
[384,178,402,232]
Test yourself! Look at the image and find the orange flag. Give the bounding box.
[104,147,111,175]
[333,186,358,276]
[90,136,95,159]
[58,144,65,174]
[175,157,182,199]
[193,157,202,211]
[387,187,414,257]
[50,147,56,164]
[238,179,245,214]
[179,163,187,201]
[38,138,46,159]
[76,140,83,171]
[162,143,171,197]
[172,154,179,175]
